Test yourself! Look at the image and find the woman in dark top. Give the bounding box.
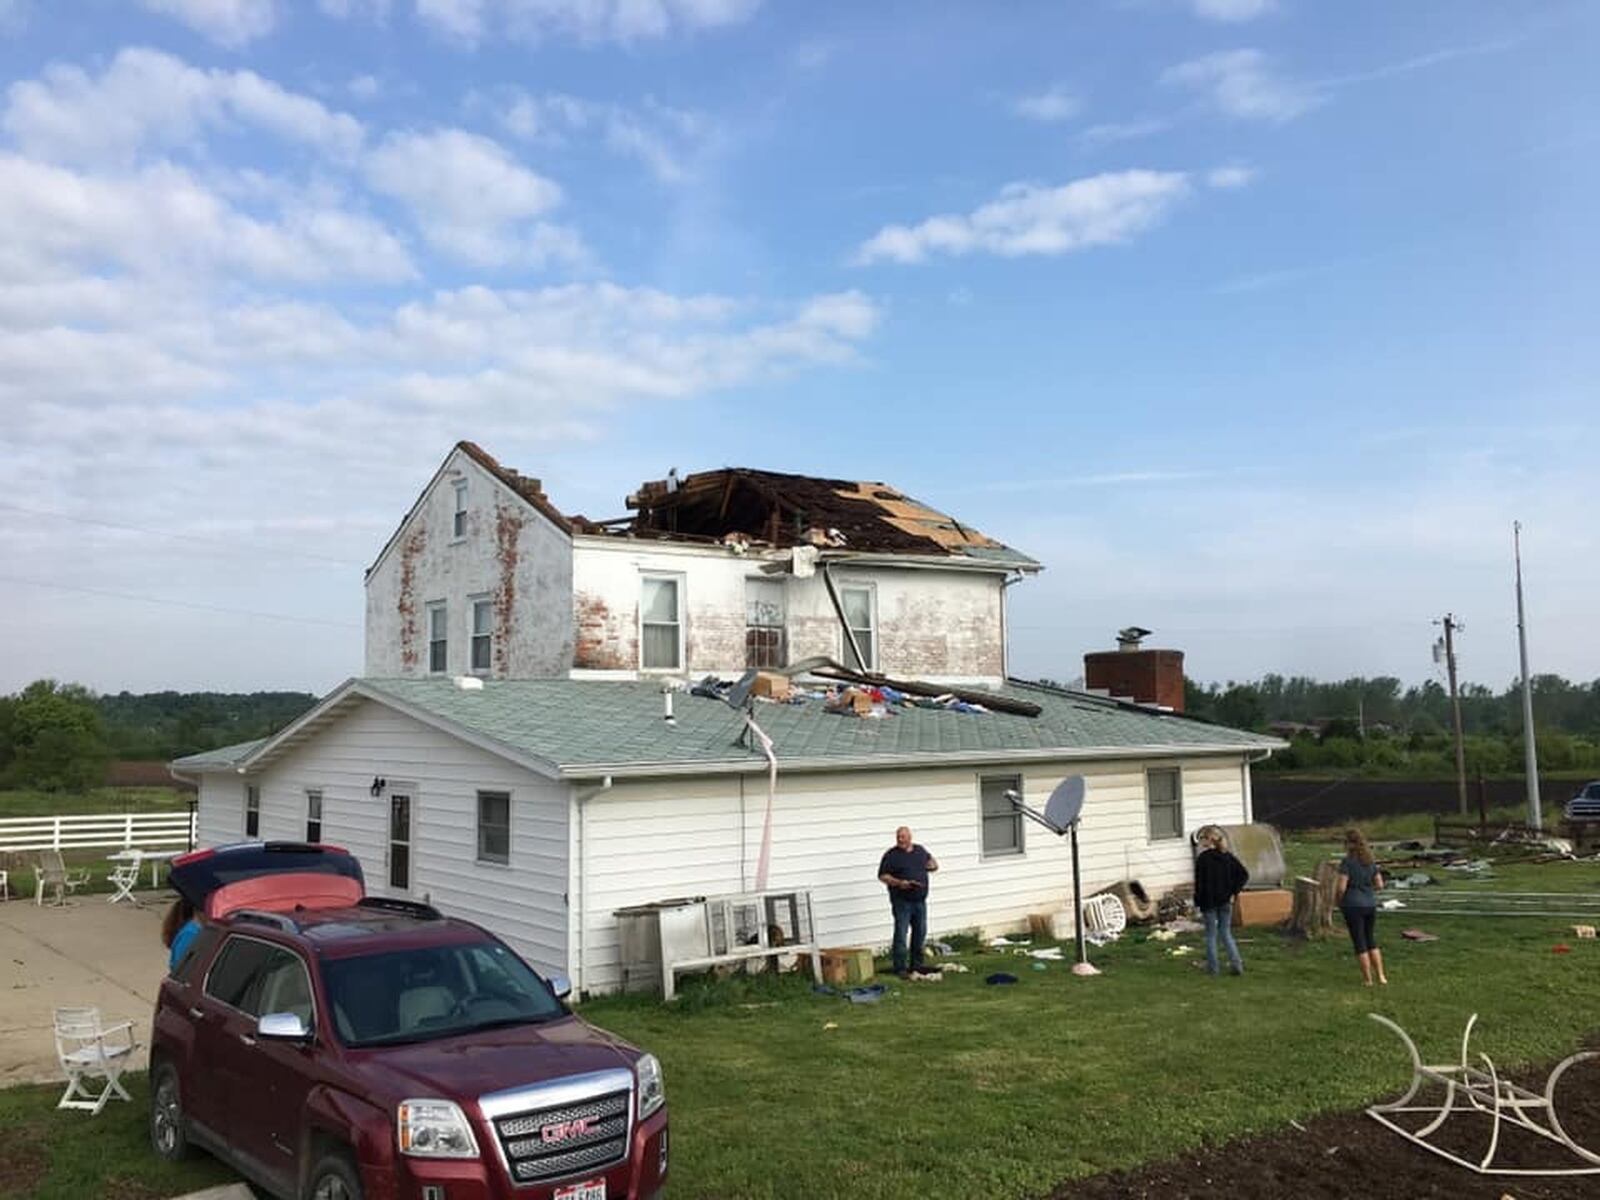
[1336,827,1388,985]
[1193,826,1250,976]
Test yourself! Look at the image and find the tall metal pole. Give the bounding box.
[1514,523,1542,831]
[1070,821,1086,966]
[1443,614,1468,816]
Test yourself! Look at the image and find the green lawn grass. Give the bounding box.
[3,845,1597,1199]
[0,787,191,819]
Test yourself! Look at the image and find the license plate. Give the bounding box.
[553,1181,605,1200]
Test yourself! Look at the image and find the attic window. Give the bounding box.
[745,578,786,669]
[452,480,467,539]
[840,585,875,671]
[640,575,683,671]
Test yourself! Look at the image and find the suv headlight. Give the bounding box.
[398,1099,480,1159]
[636,1053,666,1119]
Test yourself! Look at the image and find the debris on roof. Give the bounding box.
[455,441,571,533]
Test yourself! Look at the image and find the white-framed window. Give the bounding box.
[1147,766,1183,841]
[305,788,323,843]
[388,787,413,891]
[452,479,468,539]
[979,774,1025,857]
[745,577,786,669]
[245,784,260,839]
[471,597,493,674]
[477,790,510,865]
[640,575,683,671]
[427,601,448,674]
[840,584,876,671]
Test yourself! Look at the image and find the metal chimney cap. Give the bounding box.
[1115,626,1153,650]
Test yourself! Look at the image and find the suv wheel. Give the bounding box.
[306,1152,364,1200]
[149,1063,191,1161]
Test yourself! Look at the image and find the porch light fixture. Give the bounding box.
[370,776,387,796]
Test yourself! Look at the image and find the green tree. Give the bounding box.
[3,679,112,792]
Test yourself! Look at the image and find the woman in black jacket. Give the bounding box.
[1193,825,1250,976]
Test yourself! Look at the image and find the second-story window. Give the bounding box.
[452,480,467,539]
[641,576,682,670]
[427,602,448,673]
[745,578,786,669]
[471,598,493,673]
[840,585,875,671]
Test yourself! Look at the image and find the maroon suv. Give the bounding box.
[149,843,668,1200]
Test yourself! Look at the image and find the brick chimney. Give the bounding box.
[1083,627,1185,712]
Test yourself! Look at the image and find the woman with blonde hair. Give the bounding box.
[1335,827,1388,985]
[1193,825,1249,977]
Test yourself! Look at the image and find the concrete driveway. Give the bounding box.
[0,891,170,1086]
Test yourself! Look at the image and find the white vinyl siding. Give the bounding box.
[640,575,683,671]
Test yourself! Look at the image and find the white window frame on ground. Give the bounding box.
[640,574,685,672]
[426,601,448,674]
[839,583,876,671]
[1146,766,1183,841]
[745,577,786,669]
[305,788,322,843]
[470,596,493,675]
[245,784,260,839]
[452,479,467,540]
[477,790,511,865]
[387,785,415,893]
[978,774,1025,858]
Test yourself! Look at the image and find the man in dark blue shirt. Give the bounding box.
[878,825,939,977]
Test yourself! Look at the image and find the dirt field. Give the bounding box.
[1054,1047,1600,1199]
[1253,776,1582,831]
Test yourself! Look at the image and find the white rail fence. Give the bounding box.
[0,811,197,855]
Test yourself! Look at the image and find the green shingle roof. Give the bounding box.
[171,737,269,771]
[335,677,1282,778]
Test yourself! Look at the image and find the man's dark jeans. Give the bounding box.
[890,894,927,972]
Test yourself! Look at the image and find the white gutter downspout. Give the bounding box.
[744,715,778,890]
[572,775,613,999]
[1242,748,1274,825]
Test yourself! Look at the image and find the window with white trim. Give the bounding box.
[245,784,260,839]
[452,480,468,539]
[427,602,447,674]
[305,788,323,843]
[840,585,875,670]
[471,597,493,674]
[388,790,412,891]
[477,790,510,865]
[980,775,1024,857]
[745,578,786,669]
[640,575,682,670]
[1147,767,1183,841]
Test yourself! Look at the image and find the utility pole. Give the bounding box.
[1515,523,1542,831]
[1437,614,1468,817]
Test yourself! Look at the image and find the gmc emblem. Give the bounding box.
[541,1117,594,1144]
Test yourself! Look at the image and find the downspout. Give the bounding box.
[819,559,868,673]
[1242,748,1274,825]
[572,775,613,998]
[743,714,778,891]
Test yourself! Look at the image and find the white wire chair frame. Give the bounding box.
[106,853,143,904]
[53,1006,138,1115]
[1079,893,1127,945]
[1366,1012,1600,1177]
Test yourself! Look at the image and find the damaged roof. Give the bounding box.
[455,441,570,534]
[593,467,1038,567]
[182,677,1283,780]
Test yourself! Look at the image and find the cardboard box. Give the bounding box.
[751,671,792,701]
[818,946,875,986]
[1232,888,1294,928]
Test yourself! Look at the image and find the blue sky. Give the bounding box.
[1,0,1595,695]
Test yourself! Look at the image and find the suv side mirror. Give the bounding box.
[547,974,573,1001]
[258,1012,312,1042]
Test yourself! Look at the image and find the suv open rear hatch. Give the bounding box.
[169,841,366,919]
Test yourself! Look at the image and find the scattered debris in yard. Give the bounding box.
[1400,929,1438,942]
[1574,925,1597,940]
[985,972,1019,985]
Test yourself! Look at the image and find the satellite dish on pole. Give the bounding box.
[726,669,759,711]
[1044,775,1086,831]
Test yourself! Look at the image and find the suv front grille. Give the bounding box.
[492,1089,630,1185]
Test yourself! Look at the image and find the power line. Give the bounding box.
[0,575,360,629]
[0,501,366,568]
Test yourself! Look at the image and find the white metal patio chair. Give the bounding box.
[1080,892,1128,945]
[53,1006,137,1114]
[35,850,91,906]
[107,852,143,905]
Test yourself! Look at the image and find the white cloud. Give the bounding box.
[487,89,713,184]
[1013,84,1081,123]
[418,0,760,47]
[363,128,572,265]
[347,74,381,101]
[3,47,366,166]
[855,169,1204,265]
[1075,117,1172,149]
[138,0,280,48]
[1206,164,1256,188]
[1163,49,1316,123]
[1190,0,1274,21]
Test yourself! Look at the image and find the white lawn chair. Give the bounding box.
[1080,893,1128,946]
[53,1007,136,1114]
[36,850,91,906]
[107,853,143,905]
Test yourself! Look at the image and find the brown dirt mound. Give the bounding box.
[1052,1054,1600,1200]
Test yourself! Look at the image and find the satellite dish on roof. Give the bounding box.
[727,669,759,711]
[1044,775,1086,830]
